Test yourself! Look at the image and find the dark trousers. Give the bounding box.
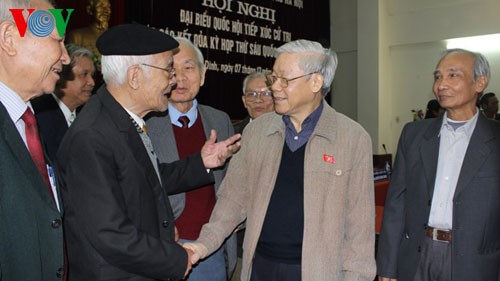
[413,236,452,281]
[250,253,301,281]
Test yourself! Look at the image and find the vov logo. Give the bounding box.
[9,8,74,37]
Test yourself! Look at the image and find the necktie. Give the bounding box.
[68,111,76,126]
[178,116,190,128]
[21,108,54,200]
[130,117,162,184]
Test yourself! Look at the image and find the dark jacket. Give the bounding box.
[233,116,251,135]
[31,94,68,163]
[0,102,64,281]
[377,114,500,281]
[57,87,214,281]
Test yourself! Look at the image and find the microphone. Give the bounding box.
[382,144,391,178]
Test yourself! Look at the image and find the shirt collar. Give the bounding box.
[0,81,29,124]
[282,101,324,135]
[168,99,198,127]
[440,110,479,139]
[51,93,74,123]
[124,107,146,129]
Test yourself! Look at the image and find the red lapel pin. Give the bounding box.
[323,154,334,164]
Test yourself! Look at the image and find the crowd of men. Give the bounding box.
[0,1,499,281]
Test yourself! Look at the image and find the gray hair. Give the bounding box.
[242,71,267,93]
[440,48,490,85]
[274,39,337,96]
[57,44,94,87]
[62,44,93,74]
[174,36,204,72]
[101,55,154,85]
[0,0,55,21]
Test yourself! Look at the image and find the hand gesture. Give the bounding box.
[182,242,209,265]
[174,226,179,242]
[201,130,241,169]
[183,247,195,278]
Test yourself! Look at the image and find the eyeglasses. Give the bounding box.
[141,63,176,78]
[265,72,317,88]
[243,90,273,102]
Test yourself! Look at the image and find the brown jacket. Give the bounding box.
[198,101,376,281]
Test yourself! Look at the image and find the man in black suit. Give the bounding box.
[377,49,500,281]
[0,0,70,280]
[57,24,240,281]
[32,44,95,163]
[233,71,274,134]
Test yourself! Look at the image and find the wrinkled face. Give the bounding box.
[242,76,274,119]
[433,52,486,116]
[14,0,70,98]
[269,53,320,119]
[484,96,499,115]
[137,51,176,113]
[168,42,205,105]
[61,56,95,108]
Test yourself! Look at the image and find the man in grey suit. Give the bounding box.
[0,0,70,280]
[146,37,237,281]
[377,49,500,281]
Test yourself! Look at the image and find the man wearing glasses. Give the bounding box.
[233,71,275,134]
[146,36,238,281]
[185,39,376,281]
[57,24,240,281]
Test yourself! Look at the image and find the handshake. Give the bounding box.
[181,241,210,278]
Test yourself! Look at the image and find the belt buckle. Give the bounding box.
[432,228,449,243]
[431,228,439,241]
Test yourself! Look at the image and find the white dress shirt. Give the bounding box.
[51,93,76,127]
[428,111,478,229]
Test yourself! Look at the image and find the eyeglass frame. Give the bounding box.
[140,63,176,78]
[266,72,317,88]
[243,89,273,102]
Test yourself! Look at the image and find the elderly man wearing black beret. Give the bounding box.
[56,24,241,281]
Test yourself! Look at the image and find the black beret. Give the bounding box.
[96,24,179,56]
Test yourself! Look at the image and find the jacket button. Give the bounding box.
[56,267,63,278]
[51,219,61,229]
[417,246,422,252]
[162,220,168,228]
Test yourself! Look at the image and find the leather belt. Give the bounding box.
[426,227,452,242]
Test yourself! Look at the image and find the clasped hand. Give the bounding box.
[181,242,209,278]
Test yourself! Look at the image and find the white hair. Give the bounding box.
[242,71,267,93]
[174,36,204,70]
[101,55,154,85]
[0,0,55,21]
[275,39,337,96]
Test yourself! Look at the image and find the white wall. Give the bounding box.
[381,0,500,154]
[330,0,358,120]
[332,0,500,154]
[357,0,500,154]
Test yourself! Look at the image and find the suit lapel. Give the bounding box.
[420,118,441,197]
[0,103,57,209]
[198,105,212,139]
[98,88,162,197]
[162,116,180,161]
[453,114,493,198]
